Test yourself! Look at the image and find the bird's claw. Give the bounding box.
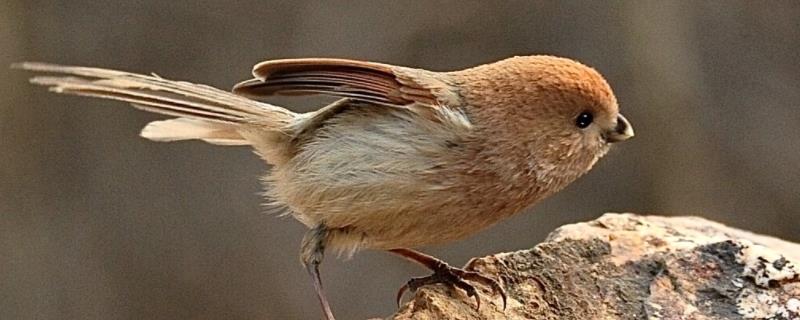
[395,264,507,311]
[456,269,507,310]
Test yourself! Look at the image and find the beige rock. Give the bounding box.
[387,213,800,320]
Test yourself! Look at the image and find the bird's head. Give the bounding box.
[454,55,634,185]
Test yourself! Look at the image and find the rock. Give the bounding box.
[387,213,800,320]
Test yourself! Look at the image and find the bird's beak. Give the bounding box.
[605,114,634,143]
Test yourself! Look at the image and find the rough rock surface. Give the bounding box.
[387,213,800,320]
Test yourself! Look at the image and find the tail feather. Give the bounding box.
[14,62,297,146]
[15,63,281,116]
[140,117,248,145]
[30,75,246,123]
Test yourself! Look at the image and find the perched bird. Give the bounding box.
[15,55,633,319]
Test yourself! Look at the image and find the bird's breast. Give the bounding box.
[263,104,537,251]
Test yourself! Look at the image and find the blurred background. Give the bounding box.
[1,1,798,319]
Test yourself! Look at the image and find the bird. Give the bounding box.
[15,55,634,320]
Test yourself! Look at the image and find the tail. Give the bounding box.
[13,62,296,146]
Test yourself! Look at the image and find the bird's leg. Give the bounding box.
[390,248,507,310]
[301,224,336,320]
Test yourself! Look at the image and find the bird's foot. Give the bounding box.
[396,262,507,311]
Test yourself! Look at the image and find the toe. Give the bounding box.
[452,278,481,310]
[457,270,508,310]
[396,283,409,308]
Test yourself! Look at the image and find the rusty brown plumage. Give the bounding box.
[16,55,633,319]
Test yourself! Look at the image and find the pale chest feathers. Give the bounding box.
[264,103,594,251]
[267,105,473,223]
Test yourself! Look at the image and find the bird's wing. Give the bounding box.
[232,58,461,107]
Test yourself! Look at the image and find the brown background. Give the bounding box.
[2,1,799,319]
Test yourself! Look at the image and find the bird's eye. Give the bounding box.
[575,112,593,129]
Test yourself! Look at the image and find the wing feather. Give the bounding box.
[232,58,460,107]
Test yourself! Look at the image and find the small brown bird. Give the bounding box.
[16,55,633,319]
